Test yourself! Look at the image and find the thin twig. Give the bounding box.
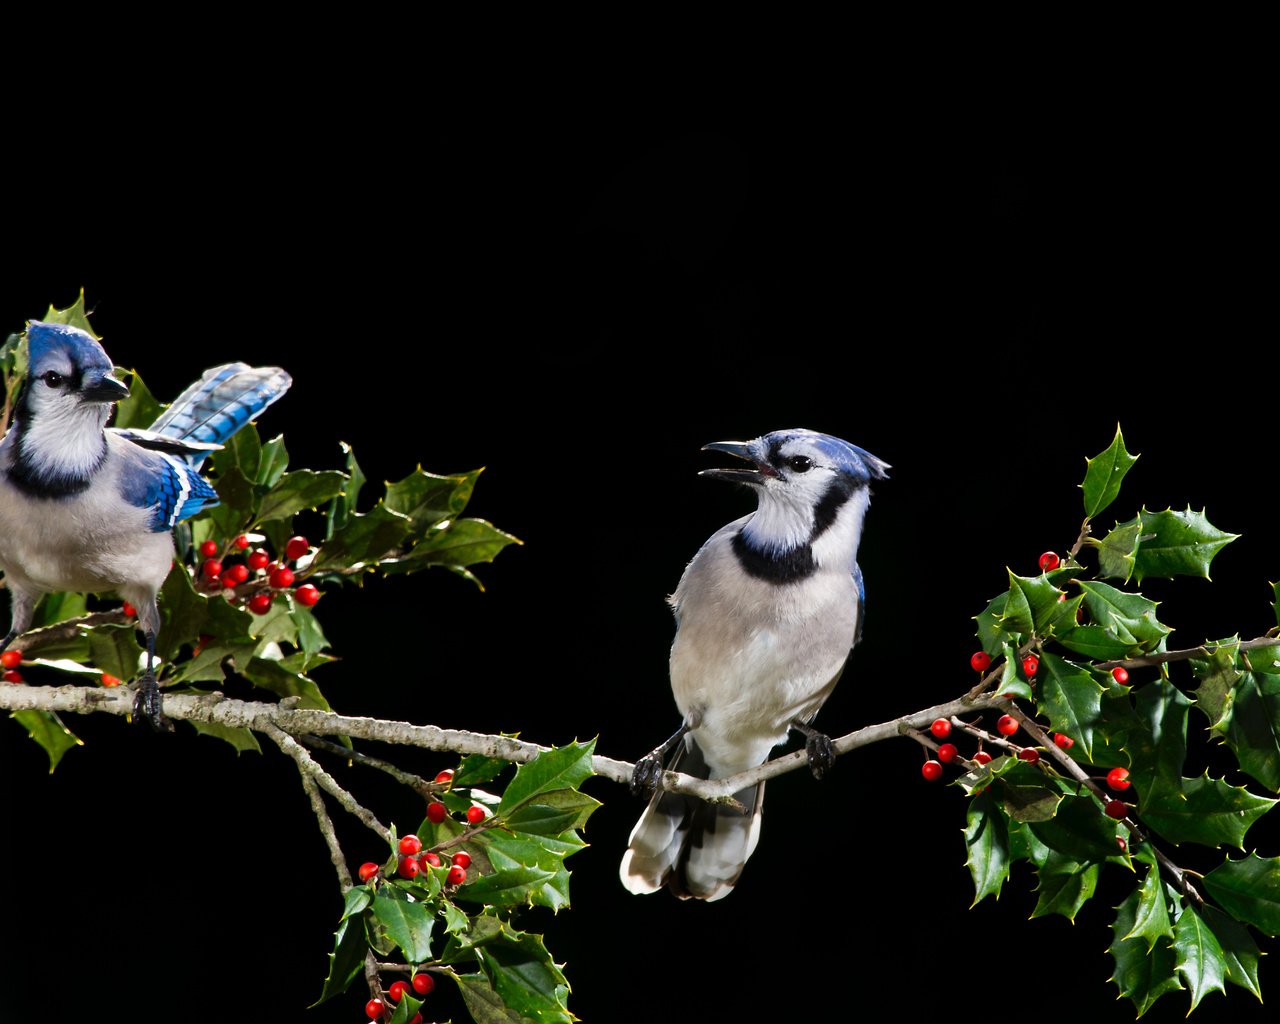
[302,735,436,799]
[299,770,353,891]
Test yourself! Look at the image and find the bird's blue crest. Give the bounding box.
[759,428,890,483]
[25,321,114,375]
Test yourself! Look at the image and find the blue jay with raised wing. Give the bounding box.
[0,320,290,728]
[620,428,889,900]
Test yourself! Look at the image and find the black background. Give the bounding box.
[0,109,1274,1023]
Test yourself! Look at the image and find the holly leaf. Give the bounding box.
[453,970,534,1024]
[1029,793,1119,863]
[458,866,559,908]
[311,504,412,574]
[964,789,1011,905]
[975,591,1021,653]
[1055,625,1136,661]
[1125,864,1174,952]
[310,914,367,1006]
[1111,883,1183,1015]
[1031,851,1099,922]
[371,893,434,962]
[11,710,81,772]
[241,656,331,711]
[1005,570,1067,636]
[386,518,522,583]
[113,368,163,431]
[86,624,145,682]
[993,643,1031,700]
[1203,854,1280,935]
[1212,666,1280,792]
[1082,425,1139,519]
[503,790,601,836]
[385,466,482,533]
[188,720,262,754]
[454,753,512,787]
[998,764,1062,823]
[1036,652,1104,760]
[475,930,573,1024]
[1191,639,1242,730]
[256,469,347,525]
[1077,580,1171,651]
[1130,507,1239,583]
[1092,518,1143,582]
[1172,903,1227,1012]
[257,433,289,489]
[1127,681,1190,801]
[1201,905,1263,1000]
[1140,773,1276,848]
[497,740,595,817]
[325,441,364,537]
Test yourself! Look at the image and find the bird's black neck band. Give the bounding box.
[731,531,816,583]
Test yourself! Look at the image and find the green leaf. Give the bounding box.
[325,441,364,537]
[1111,883,1183,1015]
[11,710,81,771]
[40,291,96,336]
[371,893,434,962]
[975,591,1021,653]
[504,790,602,836]
[112,368,163,431]
[454,752,511,787]
[458,866,558,908]
[205,466,258,538]
[1130,507,1239,583]
[992,643,1031,700]
[1077,580,1171,652]
[189,720,262,754]
[156,564,255,664]
[30,591,89,628]
[385,466,482,532]
[387,518,522,581]
[1029,793,1119,862]
[342,884,374,920]
[442,899,471,935]
[998,577,1034,637]
[290,602,330,660]
[1055,625,1136,661]
[312,504,412,574]
[998,765,1062,823]
[212,424,262,484]
[1030,851,1098,922]
[1201,905,1263,1000]
[257,433,289,489]
[1004,570,1066,636]
[1191,639,1242,730]
[454,970,534,1024]
[256,469,347,524]
[174,638,258,684]
[1172,904,1227,1012]
[1212,667,1280,792]
[310,913,367,1006]
[475,931,573,1024]
[86,624,145,681]
[1127,681,1190,801]
[1036,651,1104,760]
[1203,854,1280,935]
[1125,864,1174,952]
[1082,425,1139,519]
[1092,517,1143,582]
[1140,773,1276,848]
[241,657,331,711]
[386,994,423,1024]
[497,740,595,817]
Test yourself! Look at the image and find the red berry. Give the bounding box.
[434,769,454,785]
[996,714,1018,736]
[1112,666,1130,685]
[228,563,250,584]
[426,801,448,824]
[234,534,250,550]
[199,539,218,558]
[295,583,320,607]
[1107,767,1131,791]
[921,759,943,781]
[1117,837,1128,852]
[398,856,421,879]
[248,549,270,571]
[1022,655,1039,678]
[930,718,951,739]
[466,805,486,825]
[248,593,274,615]
[936,743,958,764]
[269,566,295,588]
[972,750,993,765]
[2,669,23,683]
[411,1015,423,1024]
[365,998,385,1020]
[412,973,435,995]
[122,601,137,617]
[219,570,239,589]
[423,852,442,867]
[202,558,223,579]
[1053,733,1075,749]
[0,650,21,669]
[1017,748,1040,763]
[357,862,379,882]
[447,864,467,884]
[285,535,310,561]
[100,672,122,688]
[399,835,422,856]
[1105,799,1128,820]
[387,980,409,1002]
[451,852,472,869]
[970,651,992,672]
[1039,551,1060,572]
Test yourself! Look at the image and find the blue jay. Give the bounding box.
[0,321,290,728]
[620,428,889,900]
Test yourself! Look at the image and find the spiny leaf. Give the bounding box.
[964,789,1011,905]
[1130,507,1239,583]
[975,591,1021,654]
[1201,905,1263,1000]
[1036,651,1104,760]
[1212,666,1280,792]
[41,290,97,337]
[256,469,347,524]
[1055,625,1136,661]
[1140,773,1276,848]
[1191,638,1242,731]
[475,931,573,1024]
[453,970,534,1024]
[1127,681,1190,801]
[1077,580,1171,651]
[1125,864,1174,952]
[1030,851,1098,922]
[993,642,1032,700]
[386,518,522,584]
[384,466,482,532]
[371,893,434,962]
[1203,854,1280,935]
[497,740,595,817]
[310,914,366,1006]
[1029,793,1119,863]
[1092,517,1143,582]
[113,368,163,431]
[188,720,262,754]
[11,710,81,772]
[1082,424,1139,519]
[1173,903,1227,1012]
[1111,883,1183,1015]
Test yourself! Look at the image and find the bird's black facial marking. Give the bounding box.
[732,531,817,583]
[812,475,859,540]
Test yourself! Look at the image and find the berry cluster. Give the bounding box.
[193,533,321,616]
[365,970,434,1020]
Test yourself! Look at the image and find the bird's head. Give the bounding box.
[23,322,130,414]
[701,428,890,556]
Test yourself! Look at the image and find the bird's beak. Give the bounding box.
[699,440,775,483]
[79,370,131,404]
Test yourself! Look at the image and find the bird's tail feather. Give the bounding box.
[149,363,292,458]
[619,739,764,902]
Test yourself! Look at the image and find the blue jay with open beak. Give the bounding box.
[0,321,290,729]
[620,428,889,900]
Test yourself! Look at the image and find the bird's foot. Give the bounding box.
[133,673,173,733]
[631,751,666,797]
[805,731,835,780]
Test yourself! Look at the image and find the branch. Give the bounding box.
[298,770,353,891]
[302,734,437,799]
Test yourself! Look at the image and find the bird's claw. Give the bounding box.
[631,752,666,797]
[806,731,835,779]
[133,674,173,733]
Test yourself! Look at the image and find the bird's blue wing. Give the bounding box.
[148,363,292,461]
[118,447,221,532]
[851,560,865,646]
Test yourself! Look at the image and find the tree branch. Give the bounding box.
[298,770,353,891]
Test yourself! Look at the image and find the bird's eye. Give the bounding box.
[787,455,813,473]
[41,371,64,388]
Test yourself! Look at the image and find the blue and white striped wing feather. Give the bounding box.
[118,448,221,532]
[149,363,292,454]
